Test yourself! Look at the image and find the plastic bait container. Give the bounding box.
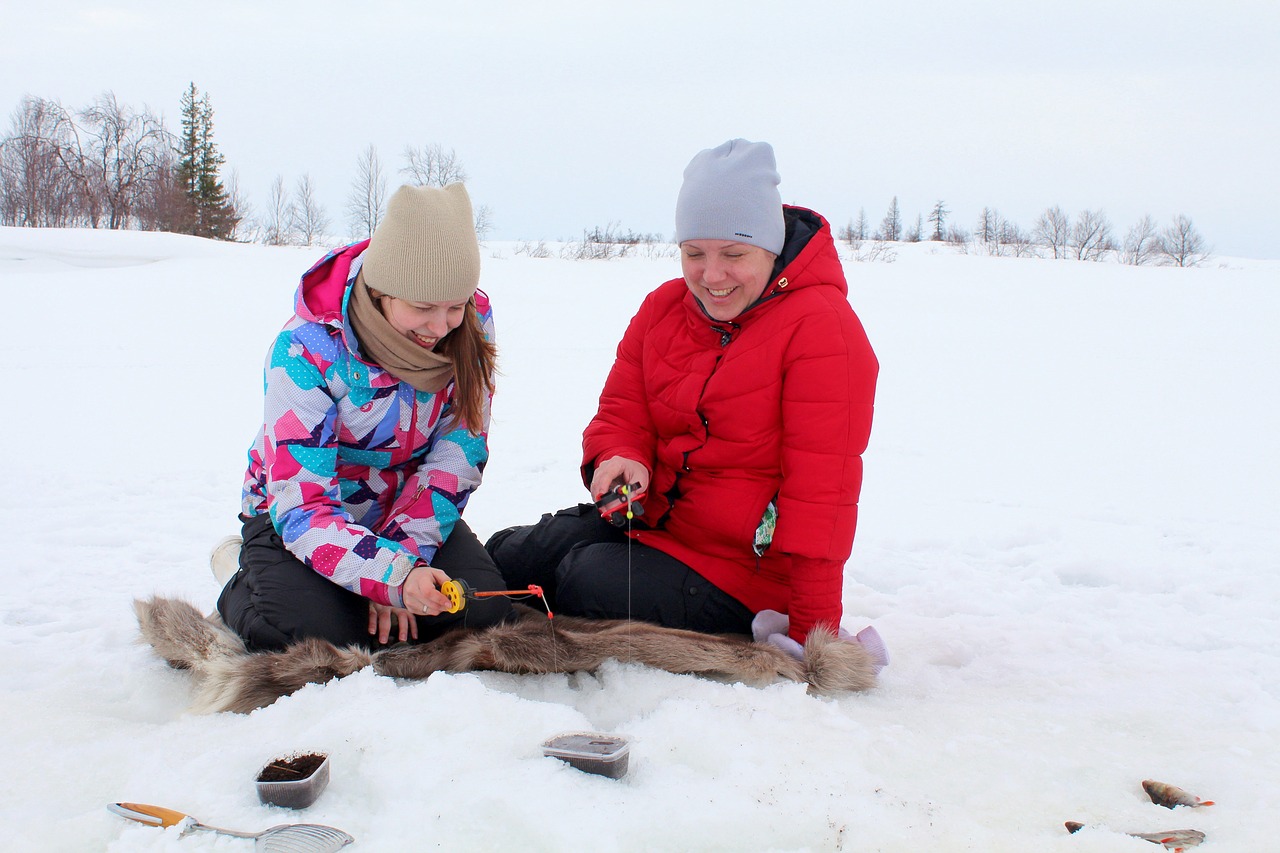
[541,733,631,779]
[255,752,331,809]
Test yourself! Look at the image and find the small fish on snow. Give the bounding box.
[1142,779,1215,809]
[1065,822,1206,851]
[1130,828,1207,851]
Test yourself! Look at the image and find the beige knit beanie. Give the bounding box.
[361,183,480,303]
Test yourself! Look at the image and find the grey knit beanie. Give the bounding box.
[674,139,785,254]
[361,183,480,303]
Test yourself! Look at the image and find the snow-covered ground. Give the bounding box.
[1,226,1276,851]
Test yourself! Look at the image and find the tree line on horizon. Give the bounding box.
[0,87,490,248]
[1,88,1210,267]
[0,85,239,239]
[843,198,1209,267]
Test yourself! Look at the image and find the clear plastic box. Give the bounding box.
[255,752,331,809]
[541,733,631,779]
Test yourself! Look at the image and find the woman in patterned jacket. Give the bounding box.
[217,183,511,651]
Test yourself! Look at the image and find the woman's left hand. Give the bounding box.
[368,601,419,644]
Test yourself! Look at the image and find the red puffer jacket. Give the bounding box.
[582,206,878,641]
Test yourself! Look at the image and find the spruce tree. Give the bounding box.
[174,83,201,234]
[174,82,237,238]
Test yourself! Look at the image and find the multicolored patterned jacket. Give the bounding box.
[241,240,493,608]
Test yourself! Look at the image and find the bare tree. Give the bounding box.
[945,223,970,246]
[1159,214,1209,267]
[1120,215,1161,266]
[905,213,924,243]
[852,208,868,241]
[346,144,386,240]
[293,173,329,247]
[75,92,169,229]
[876,196,901,242]
[34,99,107,226]
[999,219,1039,258]
[0,95,80,227]
[1070,209,1114,261]
[928,200,949,241]
[976,207,998,245]
[401,143,467,187]
[260,175,295,245]
[1033,206,1071,259]
[223,168,252,242]
[473,203,494,242]
[134,144,185,232]
[968,209,1034,258]
[838,219,862,250]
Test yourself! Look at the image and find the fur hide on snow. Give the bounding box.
[133,596,877,714]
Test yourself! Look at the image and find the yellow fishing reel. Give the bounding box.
[441,578,473,614]
[440,577,554,619]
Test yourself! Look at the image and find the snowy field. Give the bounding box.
[1,226,1277,852]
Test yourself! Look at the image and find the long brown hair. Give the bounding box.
[439,299,497,434]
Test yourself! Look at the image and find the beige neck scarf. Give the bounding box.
[346,271,455,394]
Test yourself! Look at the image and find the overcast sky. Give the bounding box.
[5,1,1278,258]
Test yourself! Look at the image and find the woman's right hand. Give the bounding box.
[402,564,453,617]
[590,455,650,502]
[368,601,418,644]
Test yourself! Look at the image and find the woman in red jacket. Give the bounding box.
[488,139,882,659]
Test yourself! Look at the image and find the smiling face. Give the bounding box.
[376,293,470,349]
[680,240,777,322]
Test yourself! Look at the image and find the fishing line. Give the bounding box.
[589,480,644,665]
[618,484,638,664]
[626,497,633,663]
[439,578,559,669]
[441,579,553,618]
[600,482,642,663]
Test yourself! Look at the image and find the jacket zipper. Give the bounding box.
[404,385,419,468]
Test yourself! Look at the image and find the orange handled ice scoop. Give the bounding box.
[108,802,353,851]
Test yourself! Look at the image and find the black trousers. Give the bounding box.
[485,504,754,635]
[218,513,511,652]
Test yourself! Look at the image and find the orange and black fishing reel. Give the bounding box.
[594,480,646,527]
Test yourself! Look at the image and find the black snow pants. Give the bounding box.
[218,513,511,652]
[484,503,754,635]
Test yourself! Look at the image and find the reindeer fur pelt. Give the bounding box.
[133,596,876,714]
